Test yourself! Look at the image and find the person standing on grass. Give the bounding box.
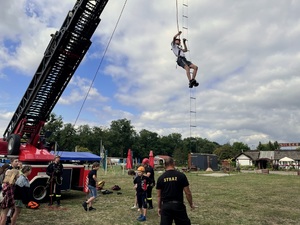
[11,166,32,225]
[142,158,155,209]
[156,157,196,225]
[82,162,100,211]
[4,158,19,224]
[133,166,151,222]
[0,169,19,225]
[128,169,139,209]
[46,155,64,206]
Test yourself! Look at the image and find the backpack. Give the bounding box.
[111,185,121,191]
[27,201,40,209]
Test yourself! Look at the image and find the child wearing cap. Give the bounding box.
[133,166,151,222]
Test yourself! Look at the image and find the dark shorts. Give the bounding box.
[137,192,147,209]
[177,56,192,69]
[160,202,191,225]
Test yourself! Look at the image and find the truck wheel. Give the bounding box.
[7,134,21,155]
[30,179,49,202]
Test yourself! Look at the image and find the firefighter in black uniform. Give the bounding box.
[46,155,63,206]
[142,158,155,209]
[156,157,196,225]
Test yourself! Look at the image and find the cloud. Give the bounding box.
[59,76,108,105]
[1,0,300,148]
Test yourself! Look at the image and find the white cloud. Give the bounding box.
[59,76,108,105]
[1,0,300,147]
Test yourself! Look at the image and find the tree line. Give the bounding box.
[43,113,284,165]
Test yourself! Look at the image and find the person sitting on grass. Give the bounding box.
[82,162,100,211]
[133,166,151,222]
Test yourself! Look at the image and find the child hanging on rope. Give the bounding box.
[172,31,199,88]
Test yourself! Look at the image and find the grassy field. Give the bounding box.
[17,169,300,225]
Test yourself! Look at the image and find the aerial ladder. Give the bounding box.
[0,0,109,162]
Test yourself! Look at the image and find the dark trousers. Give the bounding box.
[146,185,153,207]
[49,177,62,204]
[160,202,191,225]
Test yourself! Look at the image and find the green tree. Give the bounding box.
[43,113,64,143]
[135,129,159,158]
[58,123,77,151]
[232,142,250,157]
[158,133,182,156]
[274,141,280,150]
[107,119,136,158]
[213,143,234,161]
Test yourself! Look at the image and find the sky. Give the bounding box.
[1,0,300,149]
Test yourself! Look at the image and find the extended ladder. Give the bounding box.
[181,0,197,150]
[3,0,109,146]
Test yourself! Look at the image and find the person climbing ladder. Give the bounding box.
[171,31,199,88]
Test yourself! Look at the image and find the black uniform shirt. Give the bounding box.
[145,165,155,185]
[88,169,97,187]
[156,170,189,203]
[46,162,63,178]
[133,175,151,194]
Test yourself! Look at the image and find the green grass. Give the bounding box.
[17,170,300,225]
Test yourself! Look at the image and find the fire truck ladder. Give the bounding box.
[181,0,198,151]
[3,0,109,153]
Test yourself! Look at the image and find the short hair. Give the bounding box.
[10,158,18,163]
[164,157,174,167]
[92,162,100,168]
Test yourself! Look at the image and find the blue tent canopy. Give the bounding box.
[50,151,101,161]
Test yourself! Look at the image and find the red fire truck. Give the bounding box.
[0,0,109,202]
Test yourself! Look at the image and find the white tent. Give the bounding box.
[279,157,294,162]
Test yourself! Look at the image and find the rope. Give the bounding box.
[176,0,180,32]
[73,0,128,127]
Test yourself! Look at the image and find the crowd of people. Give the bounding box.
[128,156,196,224]
[0,158,32,225]
[0,155,195,225]
[0,156,63,225]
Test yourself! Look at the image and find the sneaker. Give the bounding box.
[137,216,146,222]
[82,201,87,211]
[148,206,153,209]
[137,214,143,219]
[193,80,199,87]
[89,207,96,211]
[189,79,196,88]
[131,205,137,209]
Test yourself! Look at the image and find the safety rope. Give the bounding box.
[176,0,180,32]
[74,0,128,127]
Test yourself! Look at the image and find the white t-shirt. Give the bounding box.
[171,42,185,57]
